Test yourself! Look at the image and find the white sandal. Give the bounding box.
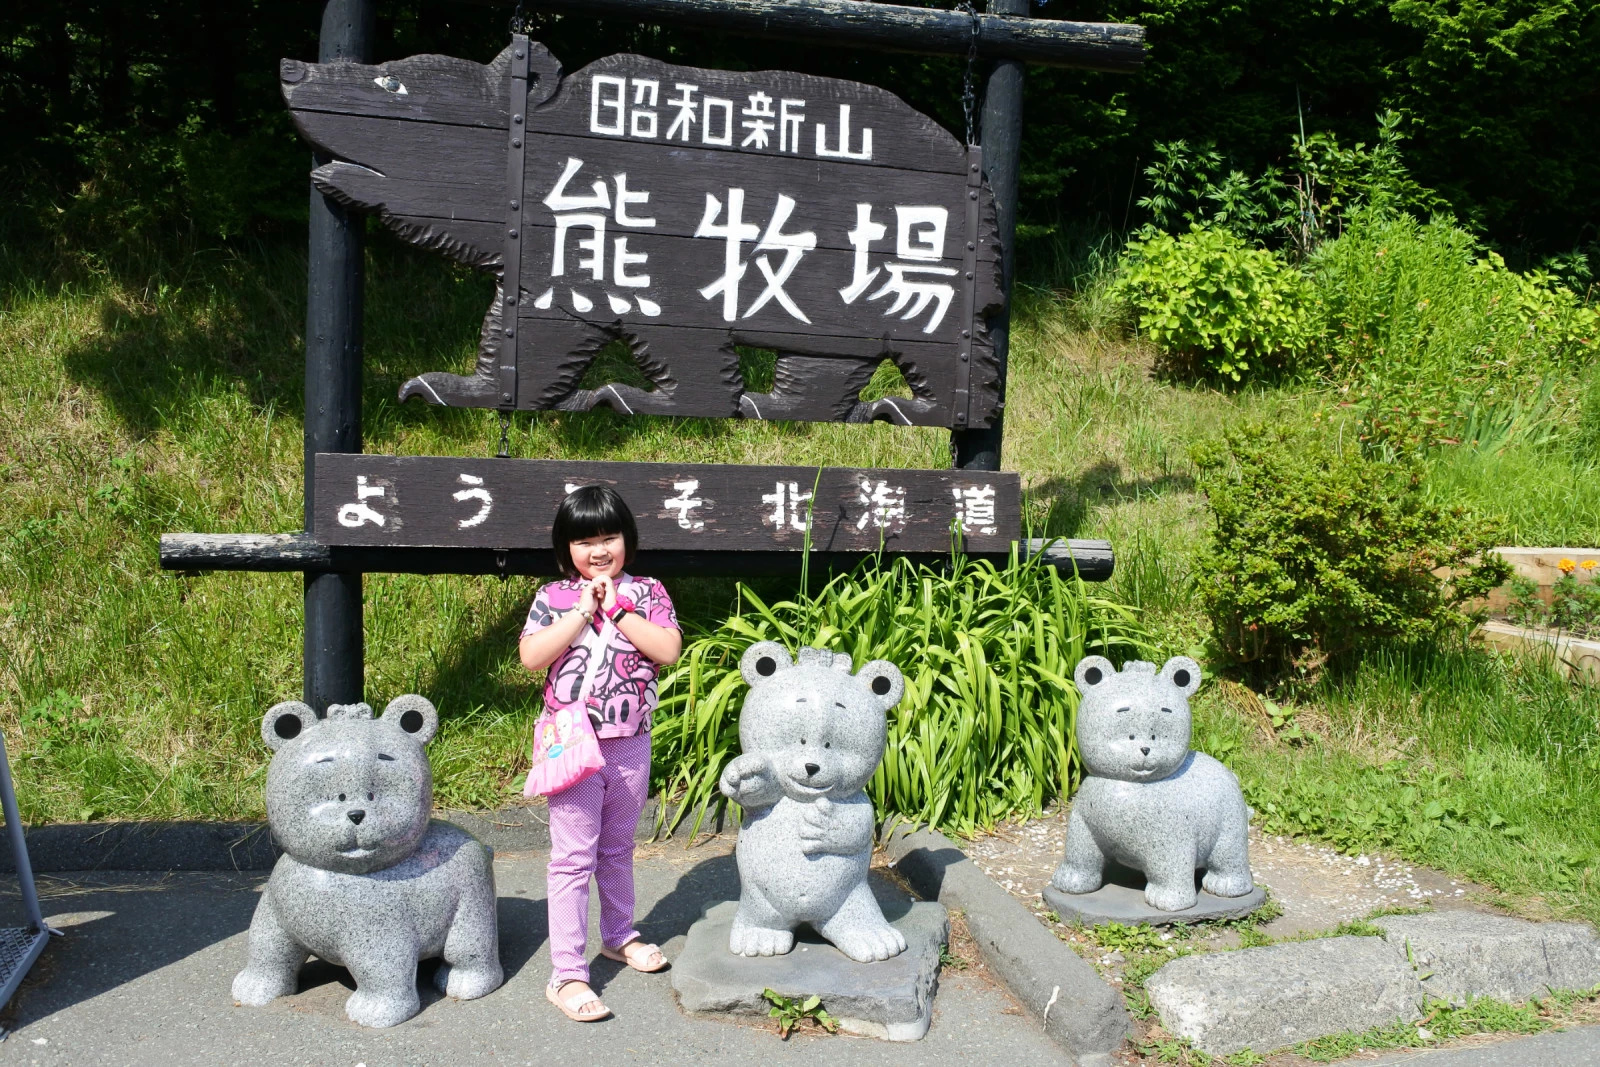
[547,978,610,1022]
[601,938,668,973]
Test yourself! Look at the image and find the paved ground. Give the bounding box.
[1364,1026,1600,1066]
[0,840,1071,1066]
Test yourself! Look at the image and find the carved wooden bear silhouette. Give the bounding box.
[280,41,1003,427]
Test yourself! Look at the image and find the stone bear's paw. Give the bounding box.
[434,961,505,1000]
[1144,881,1199,913]
[345,988,422,1029]
[728,923,795,957]
[232,967,297,1007]
[1050,861,1104,895]
[828,922,908,963]
[1202,869,1255,898]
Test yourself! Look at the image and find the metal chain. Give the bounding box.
[960,1,982,147]
[508,0,527,35]
[496,409,512,458]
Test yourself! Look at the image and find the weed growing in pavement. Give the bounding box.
[761,989,838,1039]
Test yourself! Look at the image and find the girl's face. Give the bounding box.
[569,532,625,581]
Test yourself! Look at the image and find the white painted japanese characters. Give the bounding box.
[281,41,1004,428]
[313,454,1019,555]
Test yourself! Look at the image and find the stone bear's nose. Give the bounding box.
[1139,746,1151,756]
[348,810,366,825]
[804,762,820,777]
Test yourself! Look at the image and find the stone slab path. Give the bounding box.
[0,842,1071,1066]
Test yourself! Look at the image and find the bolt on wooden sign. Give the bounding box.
[314,455,1020,555]
[281,36,1005,428]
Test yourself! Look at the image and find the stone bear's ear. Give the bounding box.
[380,694,439,745]
[262,700,316,751]
[1160,656,1202,698]
[740,641,792,687]
[1075,656,1116,694]
[855,660,904,711]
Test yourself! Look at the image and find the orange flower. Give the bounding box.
[1583,560,1598,572]
[1558,558,1577,574]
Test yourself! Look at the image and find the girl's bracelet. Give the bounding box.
[572,607,594,624]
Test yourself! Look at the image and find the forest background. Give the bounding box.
[3,0,1597,260]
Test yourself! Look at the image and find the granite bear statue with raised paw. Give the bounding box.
[719,642,907,962]
[232,696,503,1028]
[1050,656,1255,912]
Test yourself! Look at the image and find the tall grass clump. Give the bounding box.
[1313,210,1597,455]
[650,550,1148,839]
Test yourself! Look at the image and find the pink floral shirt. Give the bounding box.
[520,574,678,737]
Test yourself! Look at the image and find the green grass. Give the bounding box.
[5,228,1600,933]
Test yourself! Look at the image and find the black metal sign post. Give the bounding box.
[160,0,1145,711]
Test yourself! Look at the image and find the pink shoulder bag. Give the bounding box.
[522,617,609,798]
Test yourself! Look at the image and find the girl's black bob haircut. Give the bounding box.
[551,485,638,579]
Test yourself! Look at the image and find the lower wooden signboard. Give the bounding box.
[311,454,1020,555]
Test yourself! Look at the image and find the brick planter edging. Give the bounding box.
[881,820,1131,1062]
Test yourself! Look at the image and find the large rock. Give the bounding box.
[672,898,947,1041]
[1146,936,1423,1056]
[1372,911,1600,1003]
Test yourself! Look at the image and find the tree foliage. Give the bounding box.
[2,0,1594,253]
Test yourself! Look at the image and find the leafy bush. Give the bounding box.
[1313,211,1598,455]
[1192,423,1511,676]
[649,551,1147,838]
[1137,113,1441,257]
[1506,561,1600,639]
[1108,225,1318,383]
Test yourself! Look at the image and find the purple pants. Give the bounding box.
[547,731,651,984]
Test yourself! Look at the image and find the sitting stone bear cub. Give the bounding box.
[232,696,502,1028]
[1050,656,1255,912]
[718,642,907,962]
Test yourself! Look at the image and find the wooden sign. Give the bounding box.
[281,37,1005,429]
[312,454,1020,555]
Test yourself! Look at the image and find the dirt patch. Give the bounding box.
[962,805,1492,940]
[961,806,1548,1065]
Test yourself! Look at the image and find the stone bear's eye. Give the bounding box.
[757,656,777,677]
[338,793,346,802]
[367,792,374,801]
[1150,734,1156,741]
[1173,669,1191,688]
[799,738,806,745]
[824,742,830,749]
[871,676,892,696]
[1127,735,1135,741]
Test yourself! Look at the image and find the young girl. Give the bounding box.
[519,486,682,1022]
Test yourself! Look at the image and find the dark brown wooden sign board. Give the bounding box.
[281,38,1005,428]
[312,454,1020,555]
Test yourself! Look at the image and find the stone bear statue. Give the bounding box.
[718,642,907,962]
[232,696,503,1028]
[1049,656,1255,912]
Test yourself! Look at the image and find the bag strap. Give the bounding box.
[570,616,612,711]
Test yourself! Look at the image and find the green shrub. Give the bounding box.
[1313,211,1598,455]
[1108,225,1318,384]
[1192,423,1511,676]
[649,551,1148,838]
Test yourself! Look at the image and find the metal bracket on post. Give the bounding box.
[498,34,532,412]
[955,145,984,430]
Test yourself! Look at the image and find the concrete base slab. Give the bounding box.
[1373,911,1600,1004]
[671,899,948,1041]
[1043,863,1267,927]
[1146,935,1423,1056]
